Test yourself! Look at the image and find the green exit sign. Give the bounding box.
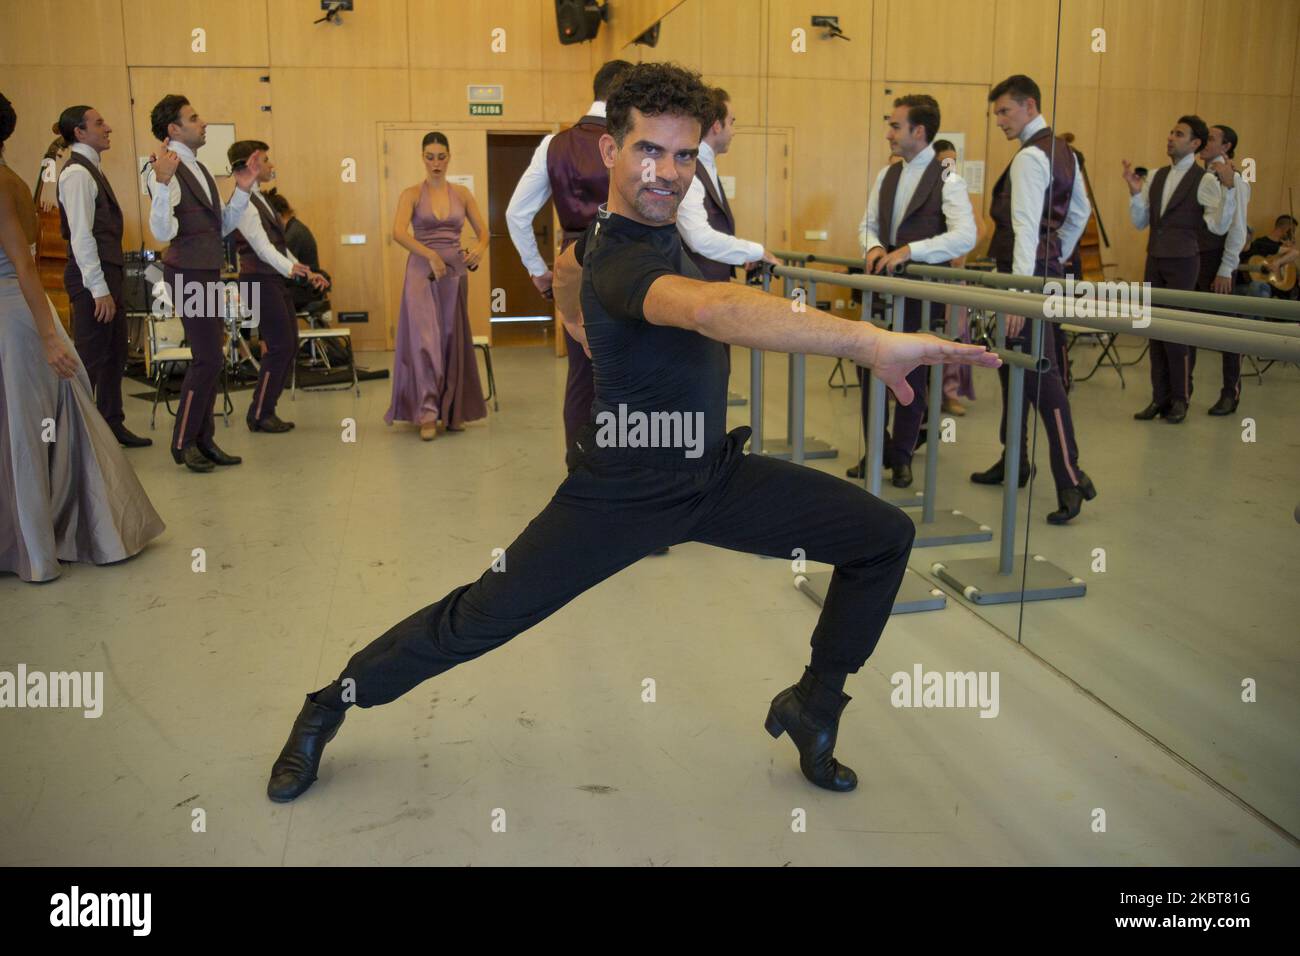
[470,103,503,116]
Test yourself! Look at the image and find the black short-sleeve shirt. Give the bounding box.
[573,206,728,467]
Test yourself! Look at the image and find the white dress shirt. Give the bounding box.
[505,100,605,277]
[235,183,298,277]
[1127,149,1233,237]
[858,144,977,263]
[1004,114,1092,277]
[147,140,250,243]
[676,139,765,266]
[1208,155,1249,278]
[57,143,111,297]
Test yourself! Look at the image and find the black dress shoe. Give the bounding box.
[892,462,913,488]
[198,442,242,466]
[1134,402,1167,420]
[764,667,857,792]
[248,414,294,433]
[1046,472,1097,525]
[846,454,866,479]
[112,426,153,448]
[1207,395,1238,416]
[181,445,214,473]
[267,694,347,803]
[1164,399,1188,424]
[969,458,1033,487]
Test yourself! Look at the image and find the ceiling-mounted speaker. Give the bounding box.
[555,0,608,45]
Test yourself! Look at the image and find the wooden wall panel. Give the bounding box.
[270,68,410,351]
[992,0,1104,90]
[409,68,547,126]
[1196,93,1295,235]
[0,0,126,66]
[542,71,600,124]
[700,0,765,77]
[269,0,407,69]
[1097,0,1204,92]
[121,0,269,66]
[884,0,995,85]
[768,0,871,81]
[408,0,543,72]
[1196,0,1300,96]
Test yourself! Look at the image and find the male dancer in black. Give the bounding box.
[227,140,328,433]
[1123,114,1234,423]
[146,94,260,473]
[54,105,151,447]
[973,75,1096,524]
[266,63,999,802]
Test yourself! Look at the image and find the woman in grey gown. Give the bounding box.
[0,93,164,582]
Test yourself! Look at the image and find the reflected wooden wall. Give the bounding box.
[2,0,1297,349]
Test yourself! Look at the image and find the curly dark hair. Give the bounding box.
[150,94,189,142]
[0,92,16,152]
[605,62,713,146]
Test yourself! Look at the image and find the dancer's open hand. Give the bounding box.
[863,330,1000,405]
[43,332,79,380]
[427,250,447,281]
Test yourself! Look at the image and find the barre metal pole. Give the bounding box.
[922,291,941,525]
[1000,312,1024,577]
[752,269,768,452]
[770,264,1300,360]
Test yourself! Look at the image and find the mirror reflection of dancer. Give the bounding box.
[266,64,1000,803]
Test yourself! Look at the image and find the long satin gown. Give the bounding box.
[384,181,487,429]
[0,243,165,582]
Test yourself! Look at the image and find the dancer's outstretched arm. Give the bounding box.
[641,273,1000,405]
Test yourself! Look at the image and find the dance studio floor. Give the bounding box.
[3,339,1297,865]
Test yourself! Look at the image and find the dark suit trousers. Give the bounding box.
[67,262,128,428]
[882,298,944,466]
[562,326,595,454]
[1144,255,1198,405]
[996,319,1083,494]
[1189,247,1241,402]
[247,275,298,424]
[331,425,915,708]
[166,266,225,452]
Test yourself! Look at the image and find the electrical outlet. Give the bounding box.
[339,311,368,323]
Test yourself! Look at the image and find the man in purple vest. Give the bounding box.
[54,105,150,447]
[146,94,261,473]
[859,94,976,488]
[676,86,777,388]
[1189,124,1249,416]
[506,59,633,460]
[1123,114,1234,423]
[976,74,1096,524]
[227,139,329,434]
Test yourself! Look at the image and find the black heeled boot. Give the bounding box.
[266,694,347,802]
[764,667,857,792]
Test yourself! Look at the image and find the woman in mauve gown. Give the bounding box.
[385,131,488,441]
[0,93,164,582]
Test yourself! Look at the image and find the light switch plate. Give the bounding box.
[341,234,366,245]
[804,230,828,241]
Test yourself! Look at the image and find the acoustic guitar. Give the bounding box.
[1244,253,1297,292]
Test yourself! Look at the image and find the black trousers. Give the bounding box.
[1144,254,1198,406]
[67,262,127,429]
[883,299,944,467]
[166,266,225,453]
[1189,247,1241,403]
[996,319,1083,493]
[246,275,298,424]
[561,326,595,453]
[331,425,916,708]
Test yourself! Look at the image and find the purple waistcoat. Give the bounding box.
[988,125,1076,277]
[547,115,610,248]
[1146,164,1207,260]
[160,160,224,272]
[232,190,290,277]
[877,157,947,256]
[684,163,738,283]
[57,151,125,295]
